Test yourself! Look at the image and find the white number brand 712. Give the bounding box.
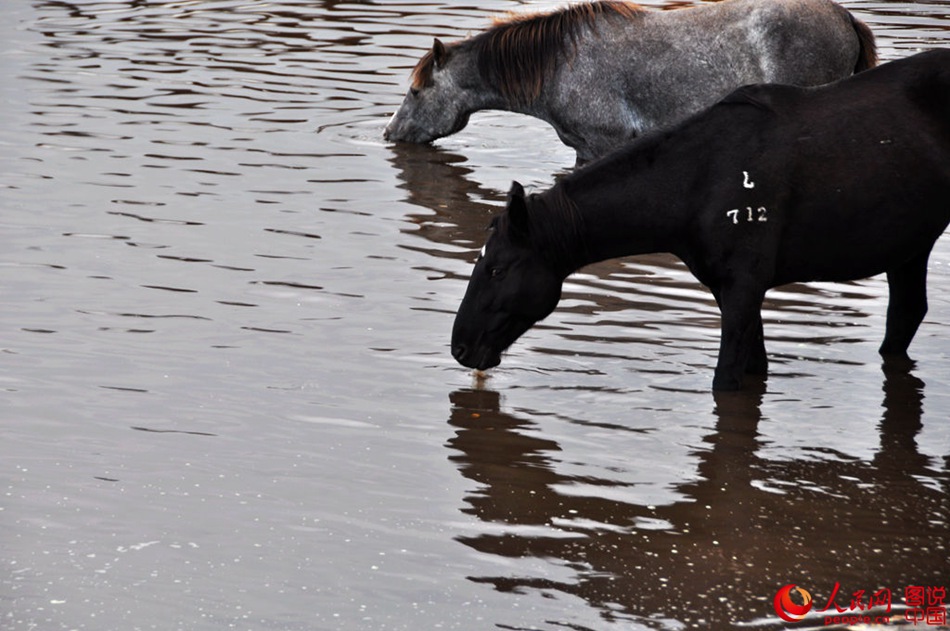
[727,207,768,224]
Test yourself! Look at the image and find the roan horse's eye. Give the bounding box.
[409,87,420,98]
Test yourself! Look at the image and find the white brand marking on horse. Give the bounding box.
[726,206,768,225]
[742,171,755,189]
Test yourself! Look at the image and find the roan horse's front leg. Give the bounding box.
[713,284,767,391]
[880,250,931,358]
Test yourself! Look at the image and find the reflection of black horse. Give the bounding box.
[446,368,949,628]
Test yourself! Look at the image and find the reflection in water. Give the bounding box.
[447,367,949,628]
[388,142,504,265]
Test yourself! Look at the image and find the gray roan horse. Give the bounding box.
[384,0,877,164]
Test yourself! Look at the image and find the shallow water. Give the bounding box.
[2,1,949,630]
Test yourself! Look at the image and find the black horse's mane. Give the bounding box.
[412,1,642,106]
[522,186,589,273]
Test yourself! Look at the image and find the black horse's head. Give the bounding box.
[451,182,565,370]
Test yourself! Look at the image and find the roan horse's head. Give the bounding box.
[452,182,565,371]
[384,39,478,144]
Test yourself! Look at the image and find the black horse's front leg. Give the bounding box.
[713,284,767,391]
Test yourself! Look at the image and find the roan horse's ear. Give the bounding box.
[432,38,448,68]
[506,181,529,240]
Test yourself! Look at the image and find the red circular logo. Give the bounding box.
[774,584,814,622]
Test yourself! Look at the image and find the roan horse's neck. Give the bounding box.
[457,14,629,161]
[539,141,693,278]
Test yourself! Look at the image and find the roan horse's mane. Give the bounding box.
[411,1,643,106]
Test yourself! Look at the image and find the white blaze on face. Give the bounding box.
[480,244,487,259]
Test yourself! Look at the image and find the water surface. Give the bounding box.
[2,1,949,630]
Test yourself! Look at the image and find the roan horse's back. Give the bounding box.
[629,0,877,86]
[559,0,876,159]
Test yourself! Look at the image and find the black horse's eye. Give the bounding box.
[489,266,505,279]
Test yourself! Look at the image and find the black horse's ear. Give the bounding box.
[506,181,529,240]
[433,38,448,68]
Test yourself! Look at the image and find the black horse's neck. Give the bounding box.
[540,136,694,276]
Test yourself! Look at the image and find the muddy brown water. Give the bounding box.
[2,1,949,630]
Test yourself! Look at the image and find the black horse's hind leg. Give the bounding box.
[880,250,931,358]
[713,283,767,391]
[745,313,768,375]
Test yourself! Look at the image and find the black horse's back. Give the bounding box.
[903,49,950,113]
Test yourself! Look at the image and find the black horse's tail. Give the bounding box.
[850,13,879,73]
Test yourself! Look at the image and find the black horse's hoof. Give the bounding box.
[712,373,742,391]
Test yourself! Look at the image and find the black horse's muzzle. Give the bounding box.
[451,342,501,371]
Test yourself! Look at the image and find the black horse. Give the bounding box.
[451,49,950,391]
